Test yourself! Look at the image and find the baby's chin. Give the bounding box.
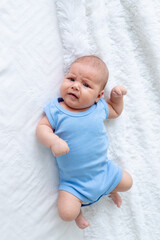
[65,101,90,112]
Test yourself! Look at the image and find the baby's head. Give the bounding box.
[60,55,109,111]
[72,56,109,90]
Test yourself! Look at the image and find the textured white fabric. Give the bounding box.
[0,0,83,239]
[0,0,160,240]
[56,0,160,240]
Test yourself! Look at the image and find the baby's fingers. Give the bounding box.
[112,86,127,97]
[64,146,70,155]
[120,86,127,95]
[57,145,70,157]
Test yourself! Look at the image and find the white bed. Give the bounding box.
[0,1,160,239]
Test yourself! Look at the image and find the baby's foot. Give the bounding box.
[75,211,90,229]
[109,192,122,208]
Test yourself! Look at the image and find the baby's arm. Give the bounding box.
[107,86,127,119]
[36,116,69,156]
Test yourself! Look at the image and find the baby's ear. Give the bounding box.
[95,90,104,103]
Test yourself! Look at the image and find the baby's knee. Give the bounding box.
[58,191,82,222]
[116,170,133,192]
[58,207,76,222]
[126,172,133,190]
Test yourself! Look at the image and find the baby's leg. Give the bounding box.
[109,170,133,208]
[58,190,90,229]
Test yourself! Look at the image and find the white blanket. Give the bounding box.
[0,0,160,240]
[0,0,82,239]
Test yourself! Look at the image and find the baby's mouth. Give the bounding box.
[68,93,79,99]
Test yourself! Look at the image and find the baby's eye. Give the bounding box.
[83,83,90,88]
[69,78,75,81]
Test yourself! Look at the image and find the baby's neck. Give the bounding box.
[59,100,90,113]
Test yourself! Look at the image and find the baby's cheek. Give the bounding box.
[60,84,65,96]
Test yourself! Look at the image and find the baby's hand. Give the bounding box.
[111,86,127,98]
[51,138,70,157]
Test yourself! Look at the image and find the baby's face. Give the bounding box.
[60,62,104,111]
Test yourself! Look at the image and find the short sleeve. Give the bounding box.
[100,98,109,119]
[44,99,57,129]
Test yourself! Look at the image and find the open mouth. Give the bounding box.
[68,93,79,99]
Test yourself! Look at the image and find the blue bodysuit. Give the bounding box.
[44,97,122,206]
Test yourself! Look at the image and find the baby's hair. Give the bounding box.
[71,55,109,89]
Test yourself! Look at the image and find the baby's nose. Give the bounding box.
[72,82,80,90]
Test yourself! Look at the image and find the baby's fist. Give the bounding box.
[111,86,127,98]
[51,138,70,157]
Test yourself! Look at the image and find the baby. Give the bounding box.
[36,56,133,229]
